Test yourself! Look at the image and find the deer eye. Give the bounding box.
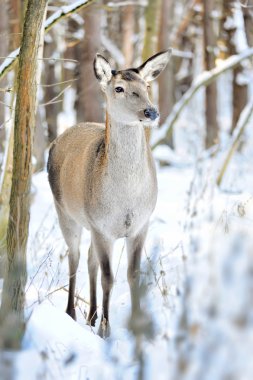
[115,87,124,93]
[132,92,139,97]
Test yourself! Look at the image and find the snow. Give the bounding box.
[16,134,253,379]
[0,48,20,76]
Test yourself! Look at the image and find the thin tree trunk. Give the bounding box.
[142,0,161,61]
[76,2,103,123]
[0,0,8,137]
[43,35,59,142]
[203,0,218,148]
[158,0,175,147]
[142,0,161,143]
[122,5,135,68]
[0,0,22,275]
[220,0,247,134]
[0,0,48,350]
[243,5,253,47]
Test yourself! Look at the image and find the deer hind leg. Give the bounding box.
[87,244,99,326]
[56,205,82,321]
[91,229,113,338]
[126,223,149,315]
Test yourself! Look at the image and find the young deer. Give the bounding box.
[47,49,171,338]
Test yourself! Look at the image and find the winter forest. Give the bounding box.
[0,0,253,379]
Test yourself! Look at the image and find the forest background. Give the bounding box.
[0,0,253,379]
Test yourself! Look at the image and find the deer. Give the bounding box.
[47,49,171,338]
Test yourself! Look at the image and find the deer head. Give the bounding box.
[93,49,172,127]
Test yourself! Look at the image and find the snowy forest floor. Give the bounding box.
[10,138,253,380]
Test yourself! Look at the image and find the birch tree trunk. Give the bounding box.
[203,0,218,148]
[0,0,48,349]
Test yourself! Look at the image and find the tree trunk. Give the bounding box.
[76,2,103,123]
[0,0,8,138]
[122,5,135,68]
[142,0,162,61]
[243,5,253,47]
[0,0,48,350]
[43,36,60,143]
[158,0,175,147]
[142,0,161,143]
[203,0,218,148]
[8,0,22,51]
[0,0,22,276]
[220,0,248,134]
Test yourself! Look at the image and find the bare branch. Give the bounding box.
[0,0,96,80]
[216,97,253,186]
[39,78,78,87]
[39,84,71,107]
[152,48,253,149]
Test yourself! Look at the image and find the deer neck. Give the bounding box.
[104,112,147,169]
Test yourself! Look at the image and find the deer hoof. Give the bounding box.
[66,307,76,321]
[97,318,111,339]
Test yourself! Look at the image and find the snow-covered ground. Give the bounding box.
[13,133,253,380]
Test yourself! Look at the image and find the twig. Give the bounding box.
[62,287,90,305]
[39,84,71,107]
[0,100,13,110]
[0,0,96,80]
[216,97,253,186]
[239,1,253,8]
[152,48,253,149]
[39,78,78,87]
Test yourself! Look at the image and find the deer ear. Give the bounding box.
[94,54,112,90]
[138,49,172,82]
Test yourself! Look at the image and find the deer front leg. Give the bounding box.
[91,229,113,338]
[126,223,148,315]
[87,244,98,326]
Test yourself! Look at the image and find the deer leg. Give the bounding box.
[56,205,82,321]
[87,244,99,326]
[91,229,113,338]
[126,223,148,314]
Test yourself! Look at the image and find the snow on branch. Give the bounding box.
[0,0,95,80]
[151,48,253,148]
[216,97,253,186]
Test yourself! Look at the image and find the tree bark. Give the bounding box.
[220,0,248,134]
[203,0,219,148]
[0,0,22,276]
[243,5,253,47]
[158,0,175,147]
[142,0,161,143]
[122,5,135,68]
[142,0,161,61]
[43,34,60,142]
[0,0,8,137]
[0,0,48,350]
[76,2,103,123]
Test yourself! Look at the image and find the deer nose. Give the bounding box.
[144,108,159,121]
